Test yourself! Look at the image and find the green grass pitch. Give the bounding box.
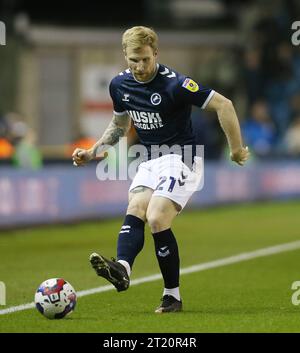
[0,201,300,333]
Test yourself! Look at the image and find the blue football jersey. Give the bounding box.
[109,63,214,160]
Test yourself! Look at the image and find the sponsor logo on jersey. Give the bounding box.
[150,93,161,105]
[182,78,199,92]
[128,110,164,130]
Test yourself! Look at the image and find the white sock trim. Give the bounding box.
[163,287,180,301]
[117,260,131,277]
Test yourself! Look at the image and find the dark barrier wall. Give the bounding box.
[190,161,300,207]
[0,161,300,228]
[0,166,130,228]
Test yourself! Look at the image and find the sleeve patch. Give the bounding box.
[182,78,199,93]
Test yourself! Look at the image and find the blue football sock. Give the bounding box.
[117,214,145,268]
[152,228,180,289]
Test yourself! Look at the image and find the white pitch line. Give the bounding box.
[1,239,300,316]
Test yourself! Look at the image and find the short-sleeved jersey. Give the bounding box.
[109,63,215,160]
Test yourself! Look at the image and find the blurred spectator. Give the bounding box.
[243,47,264,106]
[0,137,14,159]
[0,115,14,159]
[5,112,30,145]
[192,108,224,160]
[290,92,300,120]
[242,100,276,157]
[284,115,300,156]
[241,0,300,148]
[264,41,300,136]
[12,127,43,170]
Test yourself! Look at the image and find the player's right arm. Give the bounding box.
[72,112,131,166]
[175,75,249,166]
[205,92,250,166]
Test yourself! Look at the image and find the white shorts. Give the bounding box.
[129,154,203,210]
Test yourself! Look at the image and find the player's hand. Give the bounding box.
[230,146,250,166]
[72,148,93,167]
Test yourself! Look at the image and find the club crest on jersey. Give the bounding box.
[150,93,162,105]
[182,78,199,93]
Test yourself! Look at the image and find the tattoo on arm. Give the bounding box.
[103,123,125,145]
[92,114,131,157]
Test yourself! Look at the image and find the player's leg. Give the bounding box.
[89,187,153,292]
[90,161,155,292]
[116,186,153,276]
[146,195,183,313]
[146,154,203,312]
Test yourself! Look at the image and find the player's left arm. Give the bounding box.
[205,92,250,166]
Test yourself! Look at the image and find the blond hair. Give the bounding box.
[122,26,158,53]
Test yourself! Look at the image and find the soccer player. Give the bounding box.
[72,26,249,313]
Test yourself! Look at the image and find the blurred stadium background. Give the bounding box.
[0,0,300,333]
[0,0,300,226]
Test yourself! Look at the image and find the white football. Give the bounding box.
[34,278,77,319]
